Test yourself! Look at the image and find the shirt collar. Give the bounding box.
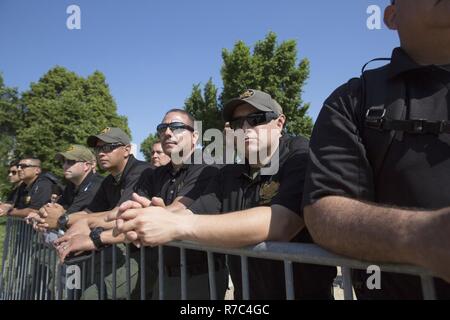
[165,160,190,177]
[114,154,136,184]
[77,171,95,192]
[389,47,450,78]
[241,135,291,181]
[24,175,40,191]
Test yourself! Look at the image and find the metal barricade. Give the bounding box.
[0,217,438,300]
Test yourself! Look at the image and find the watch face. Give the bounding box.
[58,214,68,229]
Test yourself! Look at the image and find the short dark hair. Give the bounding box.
[163,108,195,127]
[9,160,19,168]
[20,156,41,168]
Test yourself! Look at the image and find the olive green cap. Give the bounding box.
[55,144,96,162]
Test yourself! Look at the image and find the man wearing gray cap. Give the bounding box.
[111,89,336,299]
[51,127,150,230]
[50,127,150,300]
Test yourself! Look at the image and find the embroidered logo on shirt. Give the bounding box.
[259,181,280,205]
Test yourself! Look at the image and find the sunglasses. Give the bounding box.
[17,164,40,169]
[8,170,18,175]
[63,159,84,166]
[229,112,279,130]
[94,143,124,154]
[156,122,194,135]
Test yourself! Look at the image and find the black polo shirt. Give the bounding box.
[15,174,57,210]
[58,172,104,214]
[303,47,450,299]
[189,135,337,300]
[6,184,21,205]
[86,155,150,213]
[134,161,220,268]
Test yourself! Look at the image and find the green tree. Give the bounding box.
[184,78,223,133]
[0,73,21,199]
[186,32,313,137]
[140,133,159,162]
[16,66,130,178]
[221,32,313,136]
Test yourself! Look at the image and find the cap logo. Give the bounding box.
[101,127,111,134]
[66,145,75,152]
[240,90,254,99]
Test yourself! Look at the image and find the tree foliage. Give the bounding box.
[5,66,130,179]
[185,78,223,134]
[184,32,313,137]
[0,74,21,199]
[140,133,159,162]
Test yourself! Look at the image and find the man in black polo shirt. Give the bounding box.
[302,0,450,299]
[113,90,336,300]
[61,110,227,299]
[133,108,227,300]
[45,128,149,231]
[0,157,61,218]
[53,127,151,300]
[30,144,103,232]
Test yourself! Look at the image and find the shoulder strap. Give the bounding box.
[360,58,407,181]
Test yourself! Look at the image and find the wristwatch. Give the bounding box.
[57,213,69,231]
[89,227,105,250]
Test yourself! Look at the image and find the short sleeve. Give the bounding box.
[117,164,151,205]
[302,79,375,210]
[133,167,154,200]
[270,139,309,214]
[86,179,110,213]
[29,179,54,209]
[66,180,103,214]
[188,168,223,214]
[178,165,219,201]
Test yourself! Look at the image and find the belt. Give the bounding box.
[164,259,225,278]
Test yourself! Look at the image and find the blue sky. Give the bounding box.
[0,0,398,160]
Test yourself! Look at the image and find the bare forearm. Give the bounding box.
[68,208,118,229]
[179,206,303,248]
[88,212,117,229]
[304,196,432,265]
[100,229,127,245]
[11,208,37,218]
[165,196,193,213]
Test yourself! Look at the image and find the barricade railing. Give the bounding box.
[0,217,437,300]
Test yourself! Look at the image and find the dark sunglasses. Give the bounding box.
[17,164,40,169]
[156,122,194,135]
[229,112,279,130]
[94,143,124,154]
[63,159,84,166]
[8,170,18,175]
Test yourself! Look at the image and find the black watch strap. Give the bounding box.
[90,227,105,250]
[57,213,69,231]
